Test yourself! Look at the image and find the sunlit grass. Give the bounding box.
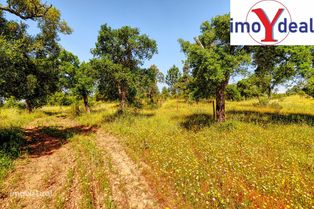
[1,95,313,208]
[74,95,314,208]
[228,95,314,114]
[69,134,114,209]
[0,108,45,184]
[1,107,114,208]
[0,108,45,128]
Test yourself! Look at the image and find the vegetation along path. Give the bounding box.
[0,115,160,209]
[97,131,159,209]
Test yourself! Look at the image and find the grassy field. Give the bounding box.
[76,95,314,208]
[0,108,114,208]
[0,95,313,208]
[0,109,44,182]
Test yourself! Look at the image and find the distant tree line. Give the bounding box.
[0,1,313,122]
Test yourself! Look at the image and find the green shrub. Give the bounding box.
[226,84,242,101]
[3,96,26,109]
[0,127,24,180]
[48,92,75,106]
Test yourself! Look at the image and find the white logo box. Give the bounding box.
[230,0,314,45]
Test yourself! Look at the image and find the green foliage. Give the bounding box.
[0,127,24,181]
[165,65,181,96]
[48,92,75,106]
[58,50,94,99]
[179,14,249,99]
[0,0,71,33]
[225,84,242,101]
[73,62,95,100]
[91,59,129,101]
[177,62,193,101]
[137,65,163,105]
[252,46,313,97]
[92,24,158,109]
[58,50,95,112]
[236,75,262,99]
[3,96,25,109]
[0,127,24,158]
[303,77,314,97]
[0,32,60,110]
[179,14,250,121]
[0,1,71,111]
[161,87,170,100]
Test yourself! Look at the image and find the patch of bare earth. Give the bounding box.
[0,115,160,208]
[0,135,74,209]
[0,117,93,209]
[96,131,160,209]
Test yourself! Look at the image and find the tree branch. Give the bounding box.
[0,3,52,20]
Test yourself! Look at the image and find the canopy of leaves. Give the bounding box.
[179,14,250,99]
[91,24,158,106]
[92,24,157,67]
[252,46,312,96]
[58,50,95,99]
[165,65,181,95]
[237,75,262,98]
[137,65,164,104]
[0,0,71,33]
[0,1,71,110]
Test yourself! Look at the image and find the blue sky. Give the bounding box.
[1,0,288,92]
[19,0,229,75]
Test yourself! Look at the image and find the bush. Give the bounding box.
[0,127,25,180]
[226,85,242,101]
[48,92,75,106]
[0,128,24,158]
[69,102,82,117]
[3,96,26,109]
[254,97,270,107]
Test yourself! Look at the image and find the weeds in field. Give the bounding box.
[74,95,314,208]
[71,134,115,209]
[0,108,44,184]
[1,96,313,208]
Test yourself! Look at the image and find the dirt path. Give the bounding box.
[0,116,160,209]
[0,127,75,209]
[0,117,88,209]
[97,131,160,209]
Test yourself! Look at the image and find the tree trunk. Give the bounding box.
[83,95,91,114]
[149,90,154,104]
[118,85,127,110]
[212,100,216,120]
[216,82,227,122]
[267,86,272,99]
[25,99,33,113]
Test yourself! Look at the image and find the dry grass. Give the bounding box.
[73,95,314,208]
[1,95,313,208]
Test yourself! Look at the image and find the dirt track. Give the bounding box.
[0,118,159,209]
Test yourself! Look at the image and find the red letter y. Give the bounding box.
[252,8,284,42]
